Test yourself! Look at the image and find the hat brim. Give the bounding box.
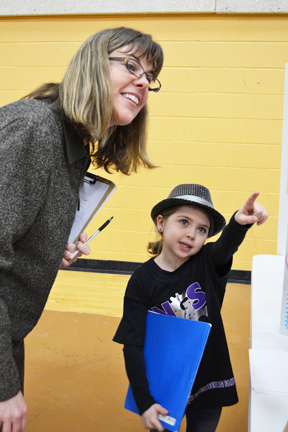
[151,197,226,237]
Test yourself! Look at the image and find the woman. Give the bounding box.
[0,27,163,432]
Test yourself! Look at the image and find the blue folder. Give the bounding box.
[125,311,211,432]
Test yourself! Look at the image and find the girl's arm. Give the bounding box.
[124,345,168,431]
[211,192,268,275]
[123,345,156,413]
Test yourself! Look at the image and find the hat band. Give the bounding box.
[173,195,213,209]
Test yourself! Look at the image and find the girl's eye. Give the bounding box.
[180,219,188,226]
[199,227,208,234]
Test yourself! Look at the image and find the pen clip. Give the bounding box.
[84,172,98,185]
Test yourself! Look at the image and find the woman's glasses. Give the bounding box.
[109,57,161,93]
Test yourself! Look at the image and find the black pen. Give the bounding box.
[69,216,113,260]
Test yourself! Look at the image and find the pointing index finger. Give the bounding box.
[245,191,260,212]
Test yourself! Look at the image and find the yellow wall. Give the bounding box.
[1,14,287,270]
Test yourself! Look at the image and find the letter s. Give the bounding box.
[186,282,206,311]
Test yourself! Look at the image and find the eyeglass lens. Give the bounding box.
[125,59,160,91]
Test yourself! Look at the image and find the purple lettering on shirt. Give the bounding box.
[186,282,206,311]
[151,301,176,316]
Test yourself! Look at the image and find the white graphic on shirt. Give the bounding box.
[151,282,208,321]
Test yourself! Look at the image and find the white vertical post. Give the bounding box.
[277,64,288,255]
[278,64,288,334]
[280,235,288,335]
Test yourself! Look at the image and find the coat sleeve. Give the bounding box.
[0,110,53,401]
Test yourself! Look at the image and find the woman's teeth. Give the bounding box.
[123,93,139,105]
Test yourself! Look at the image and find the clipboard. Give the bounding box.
[125,311,211,432]
[68,172,116,243]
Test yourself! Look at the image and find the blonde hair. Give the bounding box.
[148,205,214,256]
[23,27,164,175]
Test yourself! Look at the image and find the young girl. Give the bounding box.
[114,183,268,432]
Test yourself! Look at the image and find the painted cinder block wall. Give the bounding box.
[0,14,287,271]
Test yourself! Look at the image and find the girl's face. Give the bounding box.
[108,46,152,127]
[156,205,210,270]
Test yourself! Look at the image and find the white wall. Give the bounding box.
[0,0,288,16]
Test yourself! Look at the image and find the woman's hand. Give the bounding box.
[0,391,27,432]
[60,232,90,267]
[141,403,169,431]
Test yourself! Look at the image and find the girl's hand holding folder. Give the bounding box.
[141,403,168,431]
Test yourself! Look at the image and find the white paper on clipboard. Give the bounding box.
[68,173,116,243]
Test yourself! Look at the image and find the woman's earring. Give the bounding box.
[159,227,162,232]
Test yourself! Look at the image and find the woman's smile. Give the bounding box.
[109,47,151,126]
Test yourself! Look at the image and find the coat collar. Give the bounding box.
[62,120,88,164]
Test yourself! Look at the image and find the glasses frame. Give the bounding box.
[108,56,161,93]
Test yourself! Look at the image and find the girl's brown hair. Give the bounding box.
[23,27,164,175]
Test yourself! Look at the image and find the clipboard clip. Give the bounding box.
[84,172,98,184]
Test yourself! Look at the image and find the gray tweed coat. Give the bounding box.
[0,98,90,401]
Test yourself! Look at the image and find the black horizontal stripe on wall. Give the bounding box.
[62,259,251,284]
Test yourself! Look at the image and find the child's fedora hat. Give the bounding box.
[151,184,226,237]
